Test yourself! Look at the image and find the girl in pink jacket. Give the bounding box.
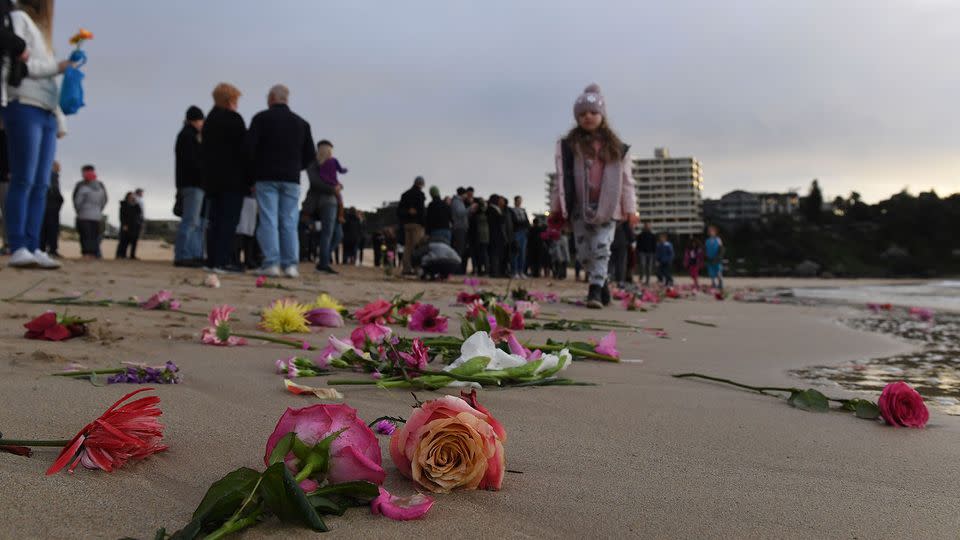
[550,84,636,309]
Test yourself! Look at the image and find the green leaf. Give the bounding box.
[503,361,541,378]
[853,400,881,419]
[308,481,380,514]
[167,467,262,540]
[307,495,349,516]
[476,314,491,332]
[191,467,261,522]
[259,463,327,532]
[787,389,830,413]
[492,304,511,329]
[268,433,296,466]
[449,356,490,376]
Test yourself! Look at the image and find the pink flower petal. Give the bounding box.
[370,487,433,521]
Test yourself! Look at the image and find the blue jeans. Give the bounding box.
[513,230,528,275]
[315,199,338,269]
[2,103,57,252]
[255,181,300,268]
[332,222,343,264]
[174,187,205,261]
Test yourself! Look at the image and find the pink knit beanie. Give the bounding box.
[573,83,606,118]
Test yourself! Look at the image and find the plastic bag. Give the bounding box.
[60,50,88,115]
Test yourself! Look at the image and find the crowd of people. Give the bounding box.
[0,2,724,309]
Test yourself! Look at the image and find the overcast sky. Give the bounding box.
[48,0,960,224]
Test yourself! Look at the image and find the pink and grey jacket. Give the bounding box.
[550,138,636,225]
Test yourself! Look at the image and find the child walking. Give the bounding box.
[656,233,675,286]
[705,225,725,290]
[550,84,636,309]
[683,238,704,289]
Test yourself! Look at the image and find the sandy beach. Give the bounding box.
[1,253,958,539]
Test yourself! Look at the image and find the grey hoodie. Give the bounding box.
[450,196,468,230]
[73,180,108,221]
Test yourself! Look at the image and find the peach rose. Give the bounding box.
[389,394,505,493]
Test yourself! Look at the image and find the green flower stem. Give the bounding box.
[51,368,125,377]
[0,439,71,447]
[414,370,500,384]
[327,379,380,386]
[672,373,798,395]
[231,332,317,350]
[203,507,263,540]
[534,343,619,363]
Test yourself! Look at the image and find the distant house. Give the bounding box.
[703,190,760,225]
[705,190,800,226]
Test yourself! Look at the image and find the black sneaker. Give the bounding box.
[315,265,338,275]
[600,282,611,306]
[174,259,203,268]
[586,285,603,309]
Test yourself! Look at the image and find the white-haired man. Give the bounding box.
[246,84,315,278]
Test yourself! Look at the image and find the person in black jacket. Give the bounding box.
[397,176,426,274]
[636,222,657,285]
[247,84,315,278]
[173,105,205,267]
[38,160,62,256]
[1,0,27,101]
[116,192,142,259]
[486,194,506,277]
[425,185,452,243]
[202,83,248,274]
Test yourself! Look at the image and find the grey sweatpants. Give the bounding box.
[573,218,616,287]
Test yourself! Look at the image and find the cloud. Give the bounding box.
[49,0,959,225]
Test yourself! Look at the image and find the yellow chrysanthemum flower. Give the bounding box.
[314,293,344,313]
[260,299,310,334]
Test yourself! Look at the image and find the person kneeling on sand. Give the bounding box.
[411,235,461,281]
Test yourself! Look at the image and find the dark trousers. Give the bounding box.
[39,208,60,254]
[472,243,489,275]
[657,261,674,286]
[205,192,245,269]
[116,224,141,258]
[76,219,100,256]
[452,228,468,274]
[609,244,628,285]
[235,234,260,269]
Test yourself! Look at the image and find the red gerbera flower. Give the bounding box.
[46,388,166,475]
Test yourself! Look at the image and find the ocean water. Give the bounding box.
[791,280,960,312]
[790,311,960,416]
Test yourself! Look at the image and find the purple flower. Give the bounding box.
[374,419,396,436]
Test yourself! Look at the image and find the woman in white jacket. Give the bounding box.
[2,0,71,268]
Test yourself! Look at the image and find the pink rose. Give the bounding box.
[354,299,393,325]
[389,394,505,493]
[264,404,385,492]
[350,323,392,348]
[255,275,267,288]
[878,381,929,428]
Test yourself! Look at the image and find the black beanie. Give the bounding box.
[185,106,204,121]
